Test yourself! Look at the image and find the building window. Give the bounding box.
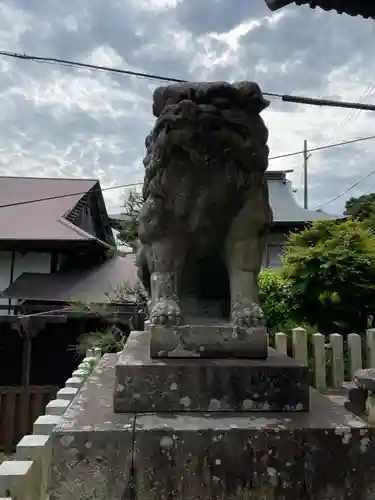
[267,245,283,268]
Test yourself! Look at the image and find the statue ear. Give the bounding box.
[234,81,270,114]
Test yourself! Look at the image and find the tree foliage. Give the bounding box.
[345,193,375,221]
[282,219,375,335]
[117,189,143,250]
[258,269,295,332]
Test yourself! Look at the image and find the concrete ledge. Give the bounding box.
[64,376,84,389]
[45,399,71,416]
[0,352,101,500]
[51,355,134,500]
[16,434,52,499]
[33,415,64,435]
[0,460,34,499]
[56,387,78,401]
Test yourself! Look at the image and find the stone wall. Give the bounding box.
[0,349,101,500]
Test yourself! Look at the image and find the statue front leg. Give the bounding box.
[226,239,266,328]
[224,179,272,328]
[145,238,186,327]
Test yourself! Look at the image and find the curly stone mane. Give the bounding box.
[141,81,269,203]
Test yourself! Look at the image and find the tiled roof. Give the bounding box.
[2,254,138,303]
[0,176,103,241]
[265,0,375,19]
[268,178,339,223]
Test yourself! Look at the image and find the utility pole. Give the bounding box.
[303,139,308,209]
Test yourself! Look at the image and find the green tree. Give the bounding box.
[282,219,375,335]
[117,189,143,250]
[258,268,295,332]
[345,193,375,224]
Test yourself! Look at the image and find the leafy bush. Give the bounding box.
[258,268,295,332]
[283,219,375,335]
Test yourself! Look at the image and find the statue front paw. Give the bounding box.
[232,301,265,328]
[150,299,183,327]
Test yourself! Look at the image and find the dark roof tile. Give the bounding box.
[265,0,375,19]
[2,254,138,303]
[0,176,101,241]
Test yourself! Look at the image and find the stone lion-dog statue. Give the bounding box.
[136,81,273,331]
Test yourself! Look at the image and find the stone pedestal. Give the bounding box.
[51,354,375,500]
[114,330,310,413]
[150,323,268,359]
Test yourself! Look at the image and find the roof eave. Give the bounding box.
[264,0,375,19]
[265,0,294,10]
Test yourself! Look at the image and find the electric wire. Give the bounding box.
[3,51,375,110]
[315,82,375,149]
[0,134,374,210]
[2,51,375,210]
[315,165,375,210]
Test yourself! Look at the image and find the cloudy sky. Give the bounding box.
[0,0,374,216]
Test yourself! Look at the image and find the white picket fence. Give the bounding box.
[0,349,101,500]
[272,327,375,391]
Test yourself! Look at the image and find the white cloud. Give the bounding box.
[0,0,374,218]
[131,0,183,12]
[0,2,32,46]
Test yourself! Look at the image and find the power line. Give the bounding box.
[0,51,188,84]
[269,134,375,160]
[315,82,375,149]
[315,167,375,210]
[0,181,143,209]
[0,133,374,210]
[3,50,375,111]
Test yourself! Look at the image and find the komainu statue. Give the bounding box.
[137,81,273,332]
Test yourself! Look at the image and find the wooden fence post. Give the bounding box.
[292,327,308,366]
[330,333,345,389]
[347,333,362,379]
[312,333,326,391]
[274,332,287,355]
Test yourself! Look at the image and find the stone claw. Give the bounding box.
[232,302,264,328]
[150,299,183,327]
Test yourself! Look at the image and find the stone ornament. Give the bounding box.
[136,81,273,340]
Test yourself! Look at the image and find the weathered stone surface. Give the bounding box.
[134,390,375,500]
[114,330,309,413]
[346,383,367,417]
[354,368,375,391]
[150,323,267,359]
[50,355,134,500]
[136,80,273,338]
[50,349,375,499]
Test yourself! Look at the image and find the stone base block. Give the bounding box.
[135,392,375,500]
[150,323,268,359]
[114,330,309,413]
[50,354,375,500]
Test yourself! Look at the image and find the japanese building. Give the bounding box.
[265,0,375,19]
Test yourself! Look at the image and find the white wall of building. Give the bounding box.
[0,251,51,312]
